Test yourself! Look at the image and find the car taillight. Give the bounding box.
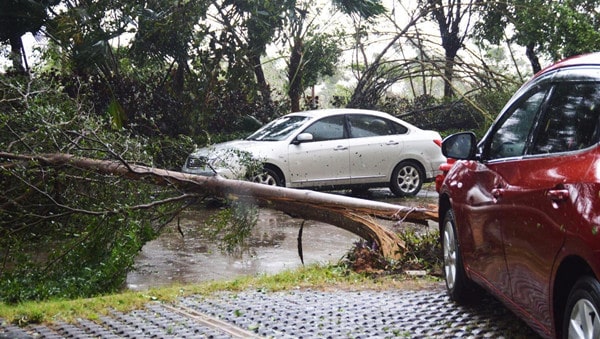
[435,158,456,193]
[433,139,442,147]
[439,159,456,171]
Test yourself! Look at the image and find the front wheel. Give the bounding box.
[390,161,424,197]
[251,167,283,187]
[442,209,474,303]
[563,276,600,339]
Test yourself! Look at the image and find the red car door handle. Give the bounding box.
[547,189,569,202]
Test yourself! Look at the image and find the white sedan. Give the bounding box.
[182,109,446,196]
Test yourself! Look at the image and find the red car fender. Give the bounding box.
[435,158,456,193]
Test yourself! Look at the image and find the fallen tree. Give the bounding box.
[1,151,439,259]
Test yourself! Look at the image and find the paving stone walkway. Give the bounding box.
[0,284,540,338]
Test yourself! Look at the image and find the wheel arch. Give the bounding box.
[438,193,452,233]
[263,163,286,186]
[391,158,427,181]
[553,255,595,336]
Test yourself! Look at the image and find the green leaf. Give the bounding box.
[107,98,126,130]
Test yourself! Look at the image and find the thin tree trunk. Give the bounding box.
[526,43,542,74]
[443,54,455,98]
[250,54,273,106]
[9,36,25,73]
[288,37,303,112]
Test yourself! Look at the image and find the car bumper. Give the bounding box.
[181,165,238,179]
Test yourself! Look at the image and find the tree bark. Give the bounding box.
[0,152,439,259]
[526,43,542,74]
[288,37,303,112]
[9,36,25,73]
[250,53,273,108]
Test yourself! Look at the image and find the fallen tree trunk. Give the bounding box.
[0,152,439,259]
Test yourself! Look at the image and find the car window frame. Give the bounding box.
[480,82,552,162]
[347,114,396,138]
[528,81,600,155]
[529,70,600,155]
[480,67,600,163]
[299,114,348,142]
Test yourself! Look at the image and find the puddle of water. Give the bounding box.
[126,206,359,290]
[126,186,438,290]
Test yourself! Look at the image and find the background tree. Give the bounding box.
[299,31,343,109]
[346,4,425,108]
[129,0,210,95]
[474,0,600,74]
[43,0,136,77]
[419,0,478,99]
[211,0,292,111]
[284,0,345,112]
[332,0,386,18]
[0,0,58,73]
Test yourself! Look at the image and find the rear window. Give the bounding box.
[348,115,394,138]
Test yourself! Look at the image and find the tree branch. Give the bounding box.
[0,151,439,259]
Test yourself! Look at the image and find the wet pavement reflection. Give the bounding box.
[126,186,438,290]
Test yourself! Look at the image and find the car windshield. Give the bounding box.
[246,115,310,141]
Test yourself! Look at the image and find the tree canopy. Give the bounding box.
[473,0,600,73]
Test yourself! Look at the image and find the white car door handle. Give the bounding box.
[334,145,348,151]
[386,140,399,145]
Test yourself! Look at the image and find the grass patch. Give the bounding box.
[0,263,440,326]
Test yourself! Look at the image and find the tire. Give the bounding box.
[251,167,283,187]
[563,276,600,339]
[442,209,474,303]
[390,161,424,197]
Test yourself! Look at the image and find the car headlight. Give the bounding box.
[186,156,208,168]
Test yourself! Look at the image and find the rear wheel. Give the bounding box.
[443,209,473,303]
[251,167,283,187]
[390,161,423,197]
[563,276,600,339]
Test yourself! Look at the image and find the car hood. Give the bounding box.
[190,139,277,158]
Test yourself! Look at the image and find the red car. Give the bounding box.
[438,52,600,339]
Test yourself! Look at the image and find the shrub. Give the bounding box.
[0,75,185,303]
[339,228,442,276]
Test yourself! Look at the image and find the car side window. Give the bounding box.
[391,121,408,134]
[302,115,346,141]
[348,115,393,138]
[531,82,600,154]
[487,89,547,160]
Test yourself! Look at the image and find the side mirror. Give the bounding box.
[293,132,313,144]
[442,132,477,160]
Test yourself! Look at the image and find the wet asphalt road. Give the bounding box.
[1,283,539,338]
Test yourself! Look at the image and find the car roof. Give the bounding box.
[535,52,600,78]
[286,108,395,119]
[283,108,426,132]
